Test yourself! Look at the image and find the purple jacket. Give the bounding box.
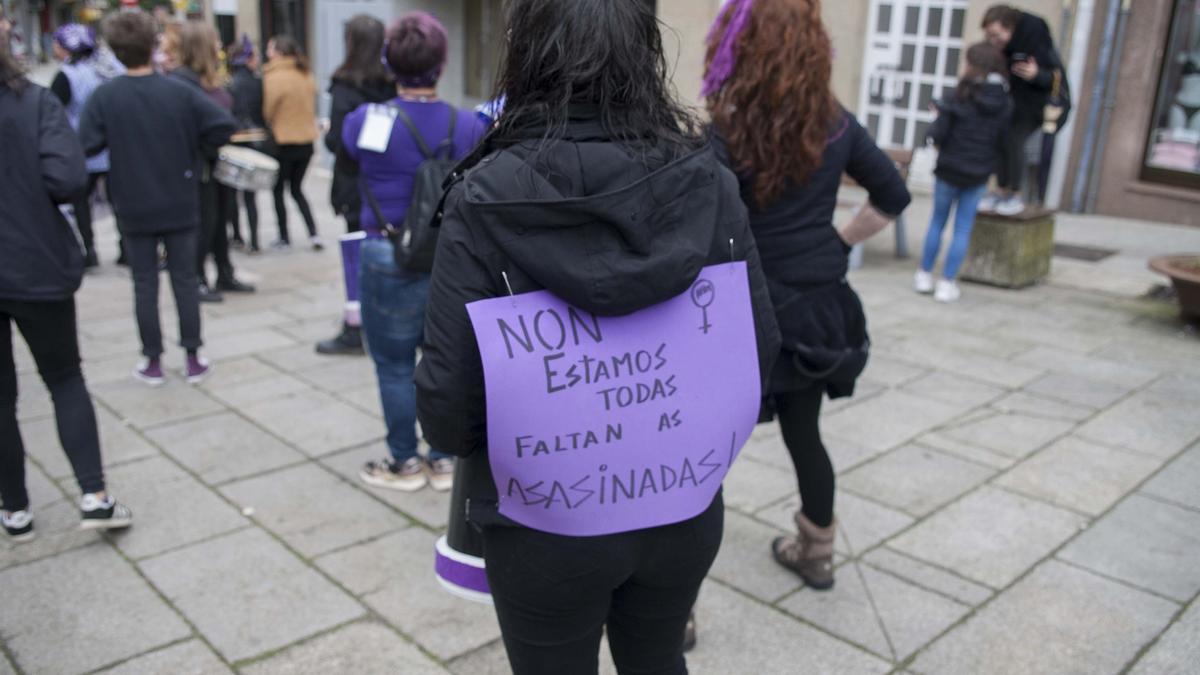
[343,99,487,232]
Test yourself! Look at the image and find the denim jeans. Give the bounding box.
[920,179,987,280]
[359,238,448,463]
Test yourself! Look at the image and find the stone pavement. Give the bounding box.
[1,179,1198,675]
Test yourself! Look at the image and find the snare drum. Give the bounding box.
[214,145,279,192]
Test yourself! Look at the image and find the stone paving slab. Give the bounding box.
[1140,442,1200,511]
[144,411,306,486]
[1058,494,1200,602]
[841,444,995,517]
[898,371,1007,410]
[351,528,502,661]
[1012,346,1159,389]
[93,640,232,675]
[937,412,1074,461]
[139,528,365,663]
[692,581,891,674]
[988,391,1096,423]
[91,379,225,430]
[1129,598,1200,674]
[890,486,1086,589]
[708,510,803,603]
[0,544,191,675]
[911,560,1178,675]
[1076,391,1200,459]
[995,436,1163,516]
[103,456,248,560]
[0,499,99,571]
[861,547,993,606]
[240,621,447,675]
[1020,371,1135,412]
[722,455,801,514]
[220,463,402,557]
[822,391,966,452]
[239,389,383,457]
[754,491,914,559]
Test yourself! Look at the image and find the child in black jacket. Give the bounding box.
[915,43,1012,303]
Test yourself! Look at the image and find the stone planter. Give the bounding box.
[960,207,1055,289]
[1149,255,1200,321]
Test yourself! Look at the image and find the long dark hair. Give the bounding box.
[954,42,1007,102]
[270,35,309,72]
[1,24,27,93]
[491,0,700,152]
[331,15,390,87]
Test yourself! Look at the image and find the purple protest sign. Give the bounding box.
[466,262,761,536]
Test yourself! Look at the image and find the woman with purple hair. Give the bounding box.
[341,12,487,492]
[50,23,125,268]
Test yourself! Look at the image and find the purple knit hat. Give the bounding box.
[53,24,96,56]
[229,34,254,66]
[701,0,756,98]
[382,12,447,88]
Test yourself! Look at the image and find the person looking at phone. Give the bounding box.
[980,4,1064,215]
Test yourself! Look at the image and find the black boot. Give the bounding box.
[316,323,364,355]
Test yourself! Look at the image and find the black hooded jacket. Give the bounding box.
[414,118,781,526]
[1004,11,1064,124]
[325,77,394,218]
[929,77,1013,187]
[0,83,87,301]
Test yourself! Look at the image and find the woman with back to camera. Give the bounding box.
[341,13,488,493]
[262,35,322,251]
[315,15,394,356]
[705,0,911,590]
[414,1,780,672]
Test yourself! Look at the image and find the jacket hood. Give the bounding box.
[328,75,393,99]
[461,125,725,316]
[975,79,1010,116]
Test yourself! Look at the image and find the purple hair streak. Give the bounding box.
[702,0,756,98]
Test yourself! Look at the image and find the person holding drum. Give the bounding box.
[413,1,779,671]
[226,35,265,253]
[166,21,256,302]
[262,35,322,251]
[79,11,235,385]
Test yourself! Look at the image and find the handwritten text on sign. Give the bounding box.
[466,262,761,536]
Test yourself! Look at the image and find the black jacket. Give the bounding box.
[79,74,235,234]
[0,83,88,301]
[414,120,781,526]
[325,77,394,218]
[1005,11,1064,124]
[929,78,1013,187]
[228,66,264,129]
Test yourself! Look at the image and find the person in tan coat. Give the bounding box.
[262,35,322,250]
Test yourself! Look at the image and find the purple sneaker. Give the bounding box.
[185,354,212,385]
[133,358,165,386]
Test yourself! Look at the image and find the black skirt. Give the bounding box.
[765,278,869,400]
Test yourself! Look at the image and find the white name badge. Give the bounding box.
[357,104,397,153]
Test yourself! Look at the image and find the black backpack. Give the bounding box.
[361,104,458,272]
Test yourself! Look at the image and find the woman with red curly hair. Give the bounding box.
[705,0,911,590]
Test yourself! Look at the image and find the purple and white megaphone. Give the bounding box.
[434,459,491,604]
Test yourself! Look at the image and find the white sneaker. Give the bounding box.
[914,270,935,294]
[79,493,133,531]
[310,236,325,251]
[425,458,455,492]
[360,457,427,492]
[994,195,1025,216]
[977,192,998,213]
[2,509,35,542]
[934,279,961,303]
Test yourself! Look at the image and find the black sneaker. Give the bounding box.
[198,283,224,303]
[315,324,364,356]
[80,494,133,531]
[2,509,35,543]
[216,278,256,293]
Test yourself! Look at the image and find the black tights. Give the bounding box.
[272,144,317,243]
[773,385,835,527]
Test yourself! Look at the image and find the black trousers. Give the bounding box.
[126,229,202,358]
[483,493,724,675]
[773,385,835,528]
[272,143,317,243]
[197,178,235,287]
[997,116,1042,193]
[72,172,111,256]
[228,189,259,248]
[0,298,105,511]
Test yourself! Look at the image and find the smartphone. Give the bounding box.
[1012,52,1029,62]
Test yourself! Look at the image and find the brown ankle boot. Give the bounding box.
[771,511,836,590]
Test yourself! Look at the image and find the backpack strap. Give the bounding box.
[359,174,395,234]
[390,104,458,160]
